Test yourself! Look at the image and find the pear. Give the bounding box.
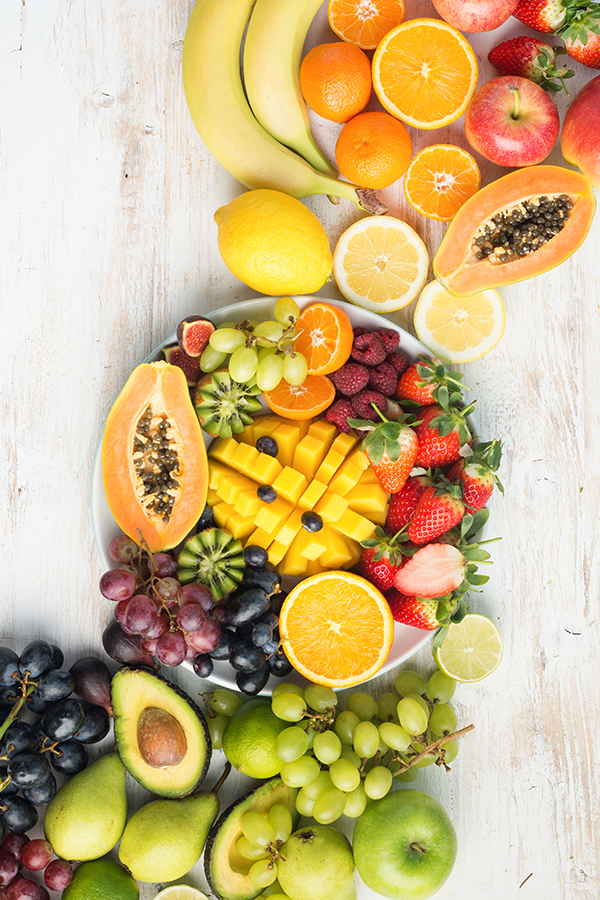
[277,825,356,900]
[44,752,127,861]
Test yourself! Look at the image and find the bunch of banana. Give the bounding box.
[182,0,385,213]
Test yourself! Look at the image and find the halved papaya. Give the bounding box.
[433,165,596,296]
[102,361,207,552]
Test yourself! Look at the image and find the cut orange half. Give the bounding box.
[279,571,395,688]
[294,302,354,375]
[403,144,481,222]
[328,0,406,49]
[262,374,336,420]
[372,19,479,130]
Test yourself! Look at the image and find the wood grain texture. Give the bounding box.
[1,1,599,897]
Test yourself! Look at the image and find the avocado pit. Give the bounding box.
[137,707,187,768]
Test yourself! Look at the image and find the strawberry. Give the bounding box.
[413,401,474,469]
[562,8,600,68]
[386,590,458,630]
[447,440,503,514]
[407,478,464,546]
[512,0,571,33]
[359,527,406,592]
[349,410,418,494]
[488,36,575,92]
[386,475,430,532]
[395,355,465,407]
[394,540,491,598]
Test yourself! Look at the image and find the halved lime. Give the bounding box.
[434,614,503,682]
[154,887,210,900]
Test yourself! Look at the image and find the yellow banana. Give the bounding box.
[244,0,336,177]
[182,0,383,211]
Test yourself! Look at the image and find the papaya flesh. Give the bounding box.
[102,361,208,552]
[433,165,596,296]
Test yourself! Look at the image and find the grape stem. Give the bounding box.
[211,761,232,794]
[391,723,475,776]
[0,681,36,743]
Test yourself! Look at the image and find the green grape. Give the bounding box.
[397,697,428,736]
[280,755,320,788]
[274,727,310,763]
[364,765,393,800]
[340,748,361,768]
[272,692,306,723]
[304,723,317,750]
[207,713,228,750]
[329,758,360,793]
[267,804,293,843]
[303,684,337,713]
[394,669,428,697]
[200,344,227,373]
[429,703,457,737]
[412,742,436,767]
[334,710,360,745]
[282,352,308,386]
[262,894,290,900]
[254,321,286,347]
[353,721,380,759]
[209,689,245,717]
[379,722,412,753]
[377,692,400,722]
[301,770,334,801]
[343,782,368,818]
[272,682,304,699]
[395,765,419,782]
[312,788,346,825]
[229,346,259,383]
[248,859,278,889]
[236,835,269,861]
[209,328,245,353]
[240,812,276,849]
[295,789,315,817]
[313,731,342,765]
[217,320,240,330]
[346,691,378,722]
[405,693,431,717]
[441,739,458,764]
[274,296,300,326]
[256,353,284,391]
[427,670,457,703]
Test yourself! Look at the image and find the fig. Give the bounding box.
[561,74,600,188]
[69,656,114,716]
[163,345,202,386]
[177,315,216,357]
[102,620,159,670]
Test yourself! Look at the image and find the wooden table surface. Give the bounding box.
[2,1,599,898]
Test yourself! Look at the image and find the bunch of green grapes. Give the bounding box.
[269,669,462,825]
[200,297,308,391]
[234,803,293,892]
[201,688,246,748]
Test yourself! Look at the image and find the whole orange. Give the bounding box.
[335,111,413,188]
[299,42,372,123]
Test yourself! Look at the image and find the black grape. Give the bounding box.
[36,670,75,703]
[7,752,51,789]
[0,722,39,760]
[0,648,21,687]
[74,706,110,744]
[51,741,88,775]
[40,698,85,742]
[18,641,55,678]
[22,772,57,806]
[0,795,38,832]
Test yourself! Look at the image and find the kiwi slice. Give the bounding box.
[193,370,262,438]
[177,528,245,600]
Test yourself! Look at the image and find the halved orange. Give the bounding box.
[279,571,395,688]
[372,19,479,130]
[328,0,406,50]
[403,144,481,222]
[262,373,336,420]
[293,302,353,375]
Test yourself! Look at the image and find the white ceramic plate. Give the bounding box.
[91,295,470,693]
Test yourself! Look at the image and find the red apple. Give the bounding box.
[432,0,519,32]
[561,74,600,187]
[465,76,559,167]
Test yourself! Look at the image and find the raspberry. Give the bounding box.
[353,326,369,337]
[351,333,386,366]
[368,362,398,397]
[373,327,400,355]
[331,363,369,396]
[351,390,388,421]
[325,399,355,433]
[387,350,411,375]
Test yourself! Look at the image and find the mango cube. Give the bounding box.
[319,528,356,568]
[315,492,349,523]
[334,509,377,543]
[292,435,329,478]
[272,467,308,505]
[226,511,257,541]
[254,497,294,535]
[216,473,257,505]
[272,423,304,468]
[347,483,390,522]
[298,479,327,510]
[252,453,283,484]
[274,508,303,548]
[329,461,364,494]
[308,419,338,447]
[235,490,263,519]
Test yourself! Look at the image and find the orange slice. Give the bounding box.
[328,0,406,50]
[262,374,336,420]
[372,18,478,130]
[279,571,395,687]
[293,302,353,375]
[403,144,481,222]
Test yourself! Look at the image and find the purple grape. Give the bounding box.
[176,602,207,633]
[0,834,29,862]
[99,568,136,602]
[20,840,52,872]
[0,853,18,886]
[177,583,213,611]
[143,613,169,640]
[6,877,42,899]
[44,859,73,891]
[123,595,159,635]
[108,535,139,563]
[185,618,221,653]
[150,553,178,578]
[211,605,228,625]
[139,637,159,655]
[155,631,187,667]
[153,577,181,603]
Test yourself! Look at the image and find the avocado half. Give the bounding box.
[112,668,211,798]
[205,777,299,900]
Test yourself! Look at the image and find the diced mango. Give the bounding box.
[235,490,263,518]
[298,479,327,510]
[347,483,390,520]
[272,467,308,505]
[319,528,356,568]
[297,528,329,561]
[268,540,289,566]
[334,509,377,543]
[226,511,257,541]
[216,473,257,505]
[315,448,346,484]
[230,442,260,473]
[252,415,283,440]
[281,533,309,577]
[207,487,221,507]
[292,435,329,478]
[254,497,294,535]
[236,422,255,445]
[331,432,358,455]
[272,422,303,468]
[252,453,284,484]
[351,449,370,470]
[315,492,349,523]
[308,419,338,448]
[212,501,232,529]
[245,527,273,550]
[209,437,238,466]
[358,465,380,484]
[207,461,231,490]
[329,461,364,494]
[274,508,303,548]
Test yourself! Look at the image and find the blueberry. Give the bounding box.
[257,485,277,503]
[256,436,279,457]
[243,545,269,568]
[301,511,323,532]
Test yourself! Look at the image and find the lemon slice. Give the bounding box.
[434,614,503,683]
[332,216,429,312]
[414,280,505,363]
[153,888,210,900]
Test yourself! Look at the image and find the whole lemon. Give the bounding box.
[214,189,332,295]
[222,698,288,778]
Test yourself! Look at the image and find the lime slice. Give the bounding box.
[153,888,210,900]
[434,614,503,682]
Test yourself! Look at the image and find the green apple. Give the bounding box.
[352,788,457,900]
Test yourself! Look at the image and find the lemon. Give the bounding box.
[414,280,505,363]
[222,698,288,778]
[332,215,429,312]
[434,614,503,683]
[154,888,210,900]
[62,859,138,900]
[214,189,332,295]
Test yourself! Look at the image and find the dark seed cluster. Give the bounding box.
[133,406,180,522]
[473,194,573,264]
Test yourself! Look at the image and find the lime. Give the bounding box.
[62,859,138,900]
[154,888,210,900]
[222,698,288,778]
[434,614,503,683]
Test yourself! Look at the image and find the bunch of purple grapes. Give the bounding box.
[0,834,73,898]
